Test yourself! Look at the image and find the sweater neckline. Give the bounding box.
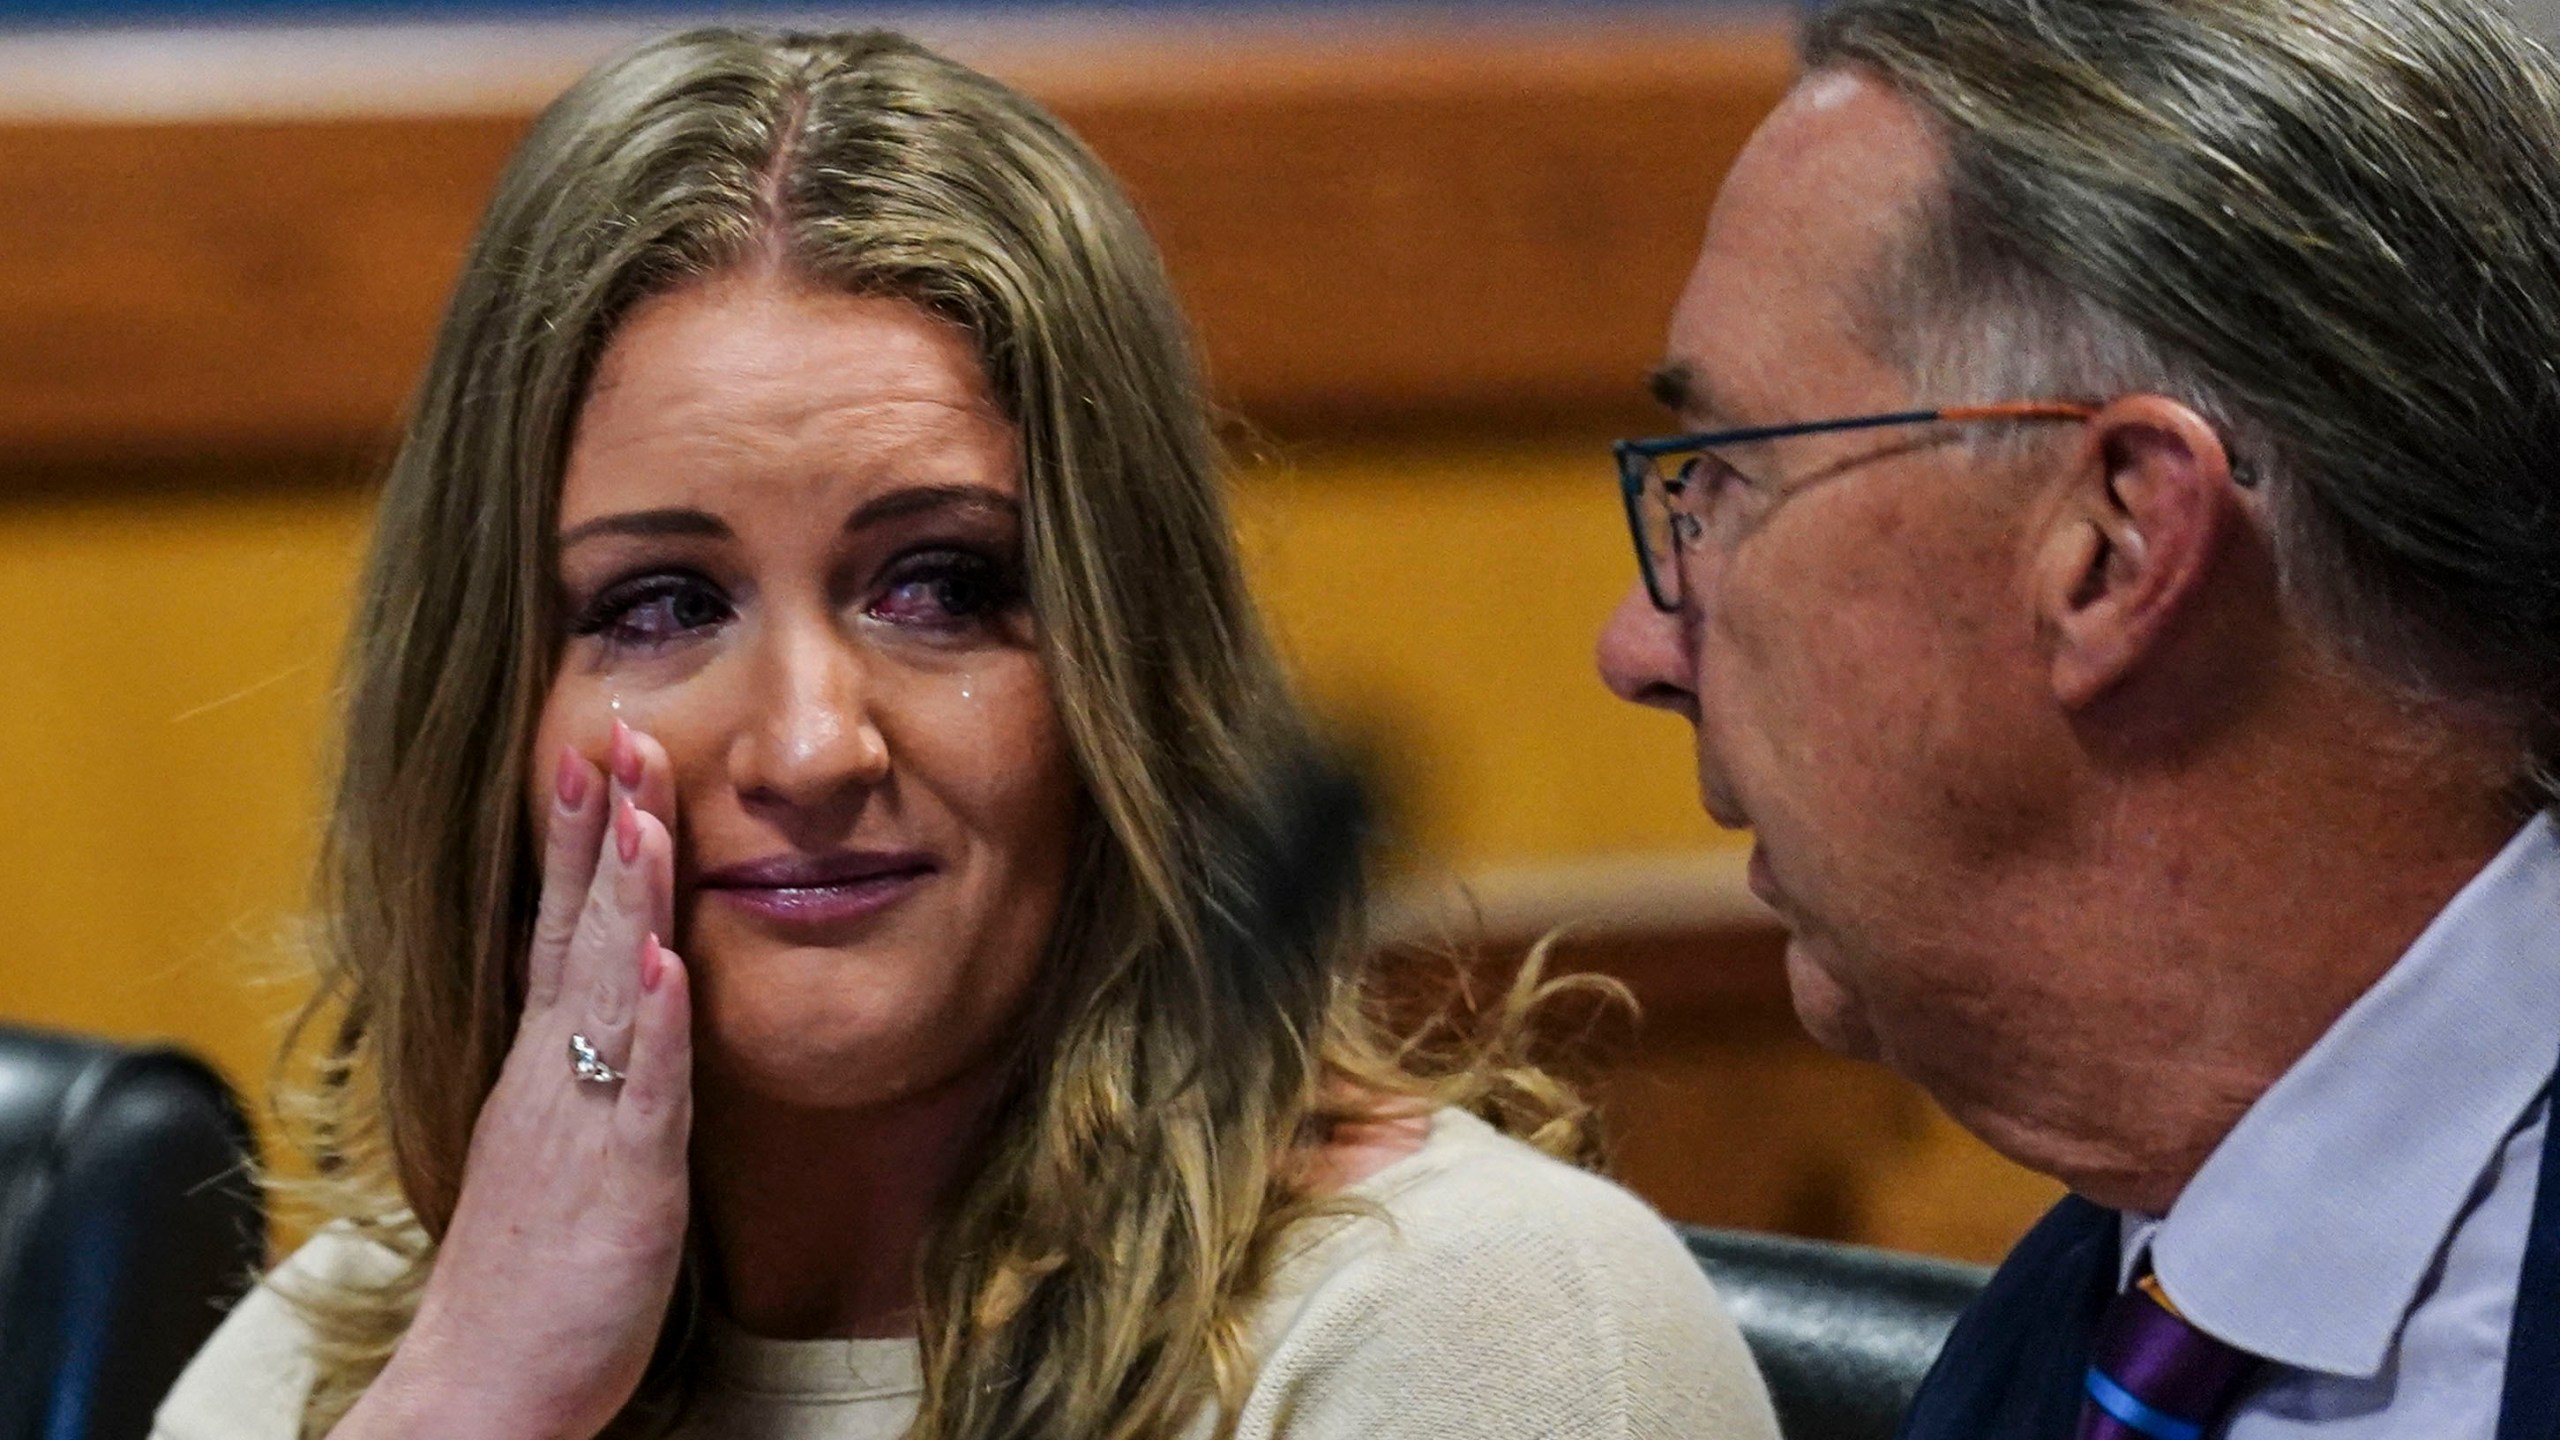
[702,1108,1487,1402]
[705,1321,922,1401]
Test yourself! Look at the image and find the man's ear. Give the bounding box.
[2033,396,2246,711]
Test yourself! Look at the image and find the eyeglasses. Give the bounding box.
[1613,401,2097,612]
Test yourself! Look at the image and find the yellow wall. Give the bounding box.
[0,441,1727,1108]
[1,480,370,1106]
[1234,438,1732,872]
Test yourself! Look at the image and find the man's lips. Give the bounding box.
[694,851,939,927]
[1745,837,1800,927]
[1747,844,1779,910]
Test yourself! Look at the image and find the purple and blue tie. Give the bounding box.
[2077,1274,2264,1440]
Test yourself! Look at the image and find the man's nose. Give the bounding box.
[1595,580,1700,720]
[730,619,891,817]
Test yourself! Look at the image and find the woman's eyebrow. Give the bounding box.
[557,508,731,549]
[845,484,1021,531]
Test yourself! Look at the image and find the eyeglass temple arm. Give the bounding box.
[1617,401,2097,459]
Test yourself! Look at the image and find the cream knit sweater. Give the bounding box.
[155,1109,1781,1440]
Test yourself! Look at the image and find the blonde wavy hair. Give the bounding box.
[278,27,1606,1440]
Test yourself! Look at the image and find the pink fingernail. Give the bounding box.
[642,933,665,993]
[610,719,643,791]
[554,746,590,811]
[614,799,641,864]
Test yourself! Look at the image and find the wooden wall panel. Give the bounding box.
[2,117,525,457]
[1057,32,1797,427]
[1382,855,2066,1260]
[0,26,1795,459]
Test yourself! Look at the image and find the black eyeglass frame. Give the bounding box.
[1612,401,2099,612]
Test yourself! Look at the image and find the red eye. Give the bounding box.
[868,551,1019,627]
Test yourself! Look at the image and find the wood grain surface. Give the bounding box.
[0,23,1795,459]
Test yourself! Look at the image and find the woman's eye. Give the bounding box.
[570,573,733,651]
[869,550,1021,628]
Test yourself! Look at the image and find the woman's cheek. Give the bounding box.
[874,660,1072,879]
[524,669,664,850]
[526,677,597,849]
[983,670,1082,899]
[963,661,1075,801]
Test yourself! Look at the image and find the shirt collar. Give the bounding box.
[2131,813,2560,1378]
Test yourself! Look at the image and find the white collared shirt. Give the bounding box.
[2116,812,2560,1438]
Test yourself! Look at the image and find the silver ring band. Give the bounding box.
[569,1032,625,1086]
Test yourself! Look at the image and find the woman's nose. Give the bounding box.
[1595,580,1701,722]
[729,620,891,818]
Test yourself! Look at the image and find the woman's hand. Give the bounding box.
[335,722,692,1440]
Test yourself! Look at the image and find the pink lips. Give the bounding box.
[695,850,938,928]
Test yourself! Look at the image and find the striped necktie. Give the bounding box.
[2077,1274,2263,1440]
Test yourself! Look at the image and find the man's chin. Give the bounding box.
[1698,784,1750,833]
[1782,938,1882,1061]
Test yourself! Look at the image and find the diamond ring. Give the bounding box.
[569,1033,625,1086]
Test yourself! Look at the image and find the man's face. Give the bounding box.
[1597,70,2079,1106]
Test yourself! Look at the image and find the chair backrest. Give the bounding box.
[0,1024,265,1440]
[1680,1224,1988,1440]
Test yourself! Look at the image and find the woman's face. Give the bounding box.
[529,269,1080,1111]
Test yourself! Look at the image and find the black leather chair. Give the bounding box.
[1681,1224,1989,1440]
[0,1024,266,1440]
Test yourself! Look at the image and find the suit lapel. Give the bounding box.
[1896,1196,2118,1440]
[2499,1087,2560,1440]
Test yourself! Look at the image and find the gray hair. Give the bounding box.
[1806,0,2560,796]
